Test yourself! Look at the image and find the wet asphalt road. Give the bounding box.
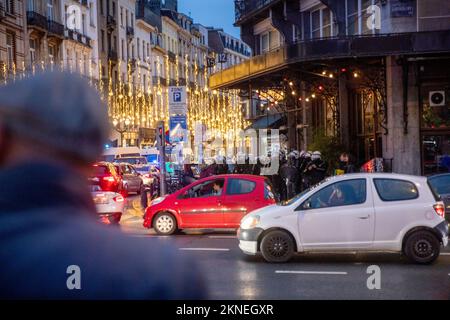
[120,196,450,300]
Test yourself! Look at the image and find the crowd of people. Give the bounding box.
[182,150,357,202]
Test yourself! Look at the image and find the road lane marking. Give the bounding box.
[208,236,236,239]
[440,253,450,256]
[179,248,230,252]
[275,270,348,275]
[128,235,164,238]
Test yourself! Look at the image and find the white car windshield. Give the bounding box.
[279,179,329,206]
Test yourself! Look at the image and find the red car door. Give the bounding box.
[221,177,267,228]
[175,178,225,228]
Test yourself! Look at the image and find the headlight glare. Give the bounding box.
[241,215,260,230]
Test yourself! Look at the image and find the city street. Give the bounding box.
[121,196,450,300]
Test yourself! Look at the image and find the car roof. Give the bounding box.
[93,161,111,166]
[325,172,428,183]
[211,174,267,181]
[114,162,135,166]
[118,156,145,159]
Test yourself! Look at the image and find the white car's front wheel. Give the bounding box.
[260,230,295,263]
[404,230,440,264]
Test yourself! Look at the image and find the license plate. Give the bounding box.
[93,195,109,204]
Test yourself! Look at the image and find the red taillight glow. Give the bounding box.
[433,203,445,218]
[113,195,125,203]
[103,176,115,182]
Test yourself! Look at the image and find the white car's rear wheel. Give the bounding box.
[153,212,177,235]
[404,230,440,264]
[260,230,295,263]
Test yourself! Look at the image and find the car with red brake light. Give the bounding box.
[89,162,124,194]
[143,174,277,235]
[91,185,125,225]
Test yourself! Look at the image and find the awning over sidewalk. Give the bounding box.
[210,30,450,90]
[247,113,284,130]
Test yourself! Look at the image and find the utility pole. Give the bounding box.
[156,121,167,196]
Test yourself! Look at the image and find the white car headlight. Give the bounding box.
[241,215,260,230]
[151,196,166,206]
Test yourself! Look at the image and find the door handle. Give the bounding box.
[358,215,370,220]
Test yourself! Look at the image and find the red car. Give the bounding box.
[143,174,277,235]
[89,162,124,194]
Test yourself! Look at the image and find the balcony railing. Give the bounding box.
[128,58,137,72]
[0,2,5,21]
[136,4,162,31]
[108,49,118,62]
[65,29,91,47]
[126,26,134,37]
[224,42,251,57]
[168,51,176,63]
[107,15,116,29]
[27,11,48,30]
[80,34,91,46]
[152,76,166,85]
[47,20,64,37]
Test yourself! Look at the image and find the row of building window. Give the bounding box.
[256,0,382,55]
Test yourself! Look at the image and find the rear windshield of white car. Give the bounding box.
[117,157,148,165]
[428,175,450,200]
[373,179,419,201]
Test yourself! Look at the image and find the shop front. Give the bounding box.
[418,58,450,175]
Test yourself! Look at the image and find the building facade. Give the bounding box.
[207,26,251,71]
[1,0,99,75]
[0,0,249,150]
[211,0,450,175]
[61,0,98,78]
[25,0,65,71]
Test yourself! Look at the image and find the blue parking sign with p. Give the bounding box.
[173,91,182,102]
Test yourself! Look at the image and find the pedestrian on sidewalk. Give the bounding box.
[335,152,356,175]
[0,71,206,300]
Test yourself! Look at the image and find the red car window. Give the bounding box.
[181,178,225,199]
[226,179,256,195]
[92,165,109,175]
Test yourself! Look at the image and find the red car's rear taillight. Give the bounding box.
[433,203,445,218]
[103,176,116,182]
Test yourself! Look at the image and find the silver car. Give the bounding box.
[114,163,143,195]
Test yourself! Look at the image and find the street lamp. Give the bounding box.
[113,118,133,147]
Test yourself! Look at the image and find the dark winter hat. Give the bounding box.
[0,71,110,163]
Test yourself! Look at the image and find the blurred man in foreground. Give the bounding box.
[0,72,205,299]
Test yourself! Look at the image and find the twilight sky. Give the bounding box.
[178,0,241,39]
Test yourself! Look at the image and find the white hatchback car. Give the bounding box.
[91,187,125,225]
[238,173,449,264]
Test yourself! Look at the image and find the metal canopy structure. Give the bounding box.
[210,30,450,90]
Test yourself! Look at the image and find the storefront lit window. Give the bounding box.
[422,88,450,129]
[419,59,450,175]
